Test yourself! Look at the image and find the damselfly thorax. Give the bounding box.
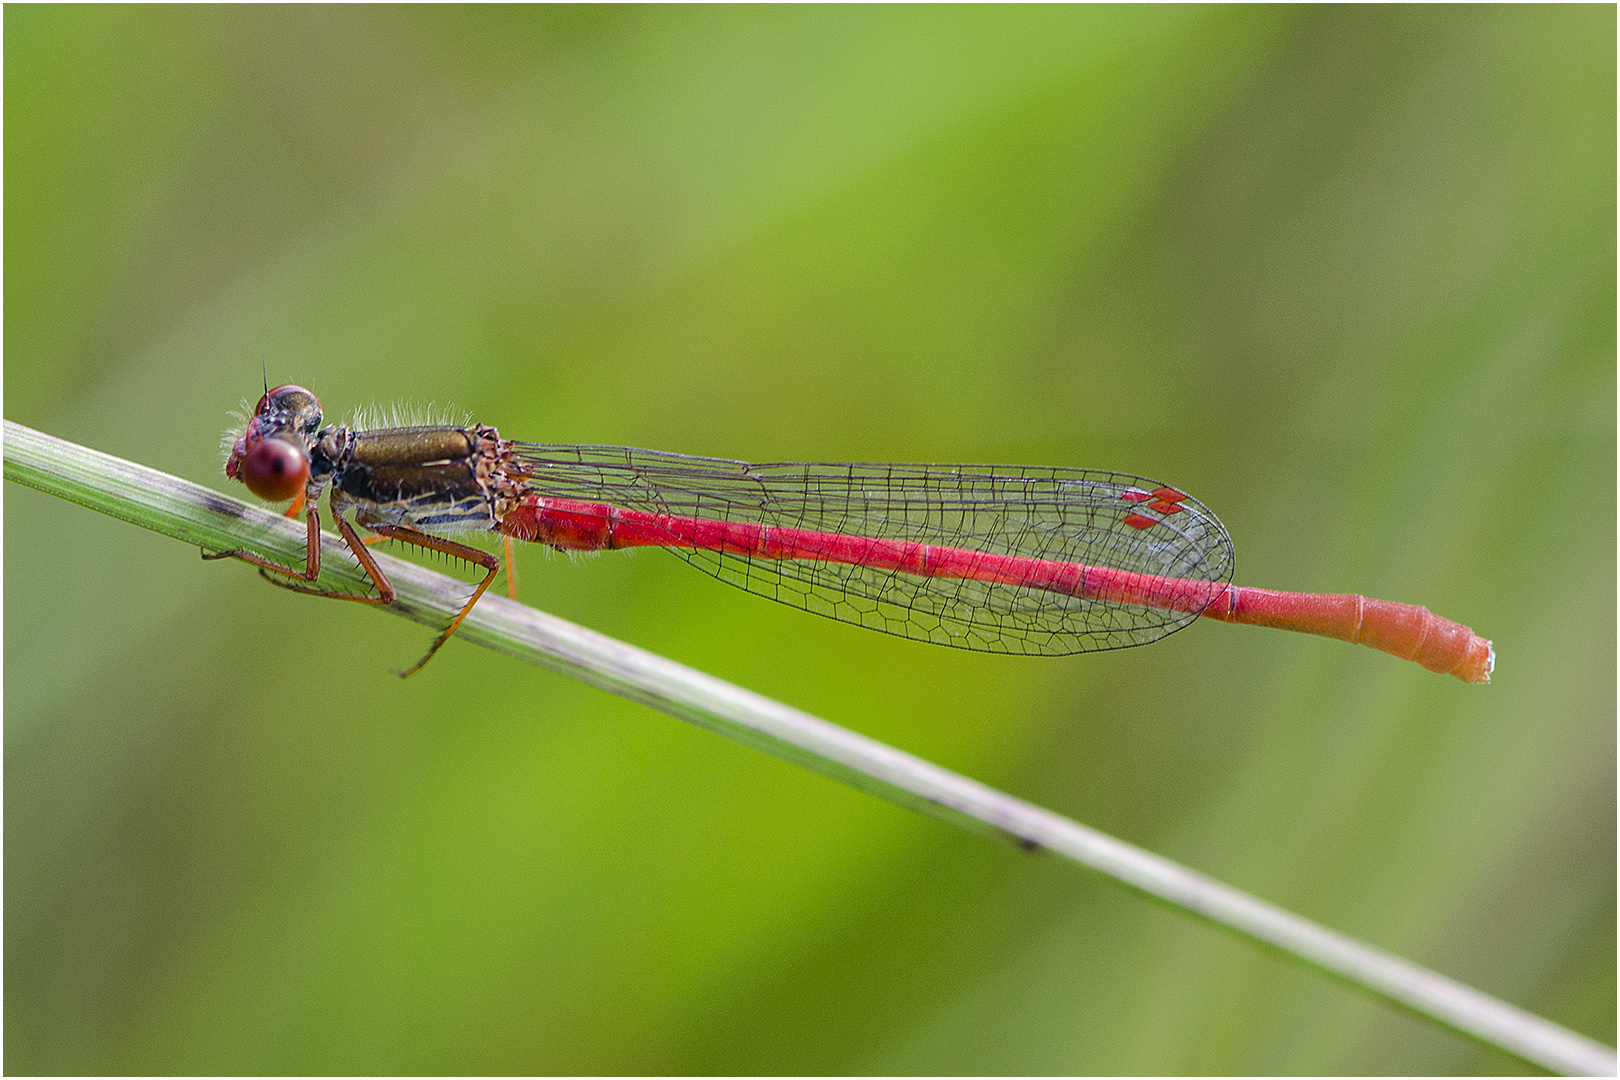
[315,424,526,535]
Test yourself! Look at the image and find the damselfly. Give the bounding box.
[210,385,1493,682]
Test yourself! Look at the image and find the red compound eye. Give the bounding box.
[239,435,309,501]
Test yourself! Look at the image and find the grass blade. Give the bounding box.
[5,418,1612,1077]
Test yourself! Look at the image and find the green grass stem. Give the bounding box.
[5,418,1613,1077]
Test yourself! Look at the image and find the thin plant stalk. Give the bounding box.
[4,419,1613,1077]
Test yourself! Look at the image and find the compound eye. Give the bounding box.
[255,384,321,417]
[239,435,310,501]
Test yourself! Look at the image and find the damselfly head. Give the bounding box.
[223,384,322,501]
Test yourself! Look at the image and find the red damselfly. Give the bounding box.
[210,385,1494,682]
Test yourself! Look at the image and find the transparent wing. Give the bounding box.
[509,443,1235,656]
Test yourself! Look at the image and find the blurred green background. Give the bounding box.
[5,6,1613,1074]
